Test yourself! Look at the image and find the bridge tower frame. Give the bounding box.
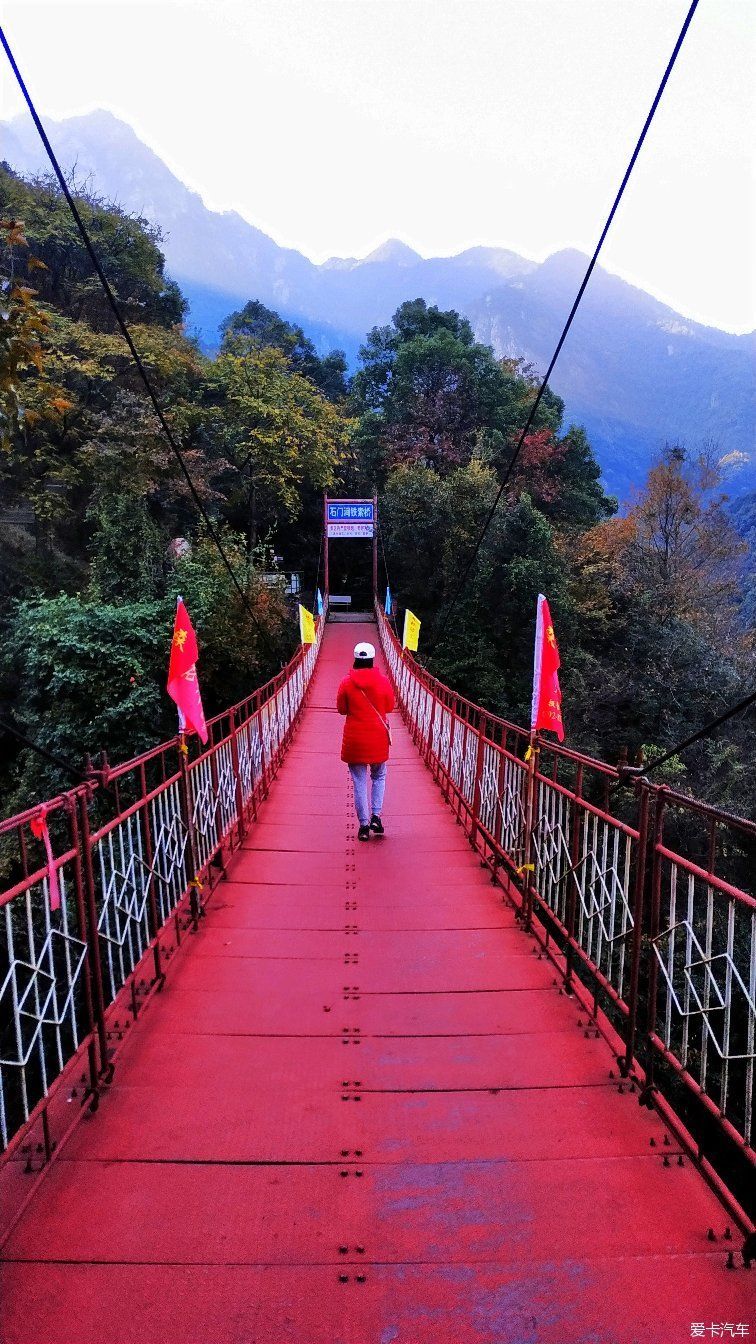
[323,493,378,610]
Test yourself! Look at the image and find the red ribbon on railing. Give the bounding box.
[30,805,61,912]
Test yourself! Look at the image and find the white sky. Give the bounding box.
[1,0,755,332]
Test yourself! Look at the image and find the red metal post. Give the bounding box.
[138,760,163,986]
[228,708,246,843]
[258,692,272,801]
[470,719,487,848]
[564,761,584,992]
[176,734,202,931]
[372,494,378,601]
[425,690,437,775]
[490,736,507,886]
[643,787,669,1092]
[521,733,539,931]
[323,493,330,613]
[621,782,651,1076]
[208,745,226,878]
[76,789,110,1082]
[67,794,102,1104]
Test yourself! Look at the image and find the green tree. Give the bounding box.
[353,300,518,476]
[566,449,755,795]
[352,300,609,541]
[0,172,322,815]
[207,346,349,556]
[0,215,49,451]
[0,529,292,815]
[381,461,568,717]
[221,299,348,401]
[0,165,185,332]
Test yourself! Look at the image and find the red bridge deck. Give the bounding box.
[1,623,752,1343]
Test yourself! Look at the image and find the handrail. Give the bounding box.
[376,602,756,1217]
[0,615,325,1157]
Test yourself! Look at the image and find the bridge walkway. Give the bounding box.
[1,622,752,1343]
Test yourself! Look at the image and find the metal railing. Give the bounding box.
[377,604,756,1193]
[0,616,324,1156]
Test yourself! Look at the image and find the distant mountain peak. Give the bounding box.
[65,107,130,129]
[540,247,591,273]
[363,239,422,267]
[319,254,360,272]
[453,245,536,277]
[9,107,139,146]
[1,109,752,500]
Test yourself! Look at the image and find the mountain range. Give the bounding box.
[2,109,754,499]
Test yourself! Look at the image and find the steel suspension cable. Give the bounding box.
[0,25,273,650]
[313,524,324,604]
[626,688,756,781]
[378,525,393,595]
[0,716,117,798]
[427,0,700,658]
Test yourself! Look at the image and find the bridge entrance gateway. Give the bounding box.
[0,610,753,1343]
[324,496,378,617]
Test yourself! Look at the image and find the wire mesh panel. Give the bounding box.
[0,804,87,1150]
[436,706,452,777]
[577,809,634,999]
[652,856,756,1151]
[499,753,528,860]
[532,780,572,927]
[0,614,325,1155]
[149,780,189,923]
[94,810,156,1003]
[237,720,263,807]
[375,602,755,1171]
[417,686,433,747]
[0,875,87,1148]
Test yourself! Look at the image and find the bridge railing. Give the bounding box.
[377,604,756,1194]
[0,616,324,1155]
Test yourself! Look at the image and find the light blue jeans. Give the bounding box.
[348,762,387,826]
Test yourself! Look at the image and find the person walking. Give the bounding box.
[337,640,395,841]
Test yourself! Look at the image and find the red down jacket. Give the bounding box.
[336,667,396,765]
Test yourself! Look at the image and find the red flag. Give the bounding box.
[167,597,208,743]
[531,594,565,742]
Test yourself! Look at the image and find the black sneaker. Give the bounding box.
[369,815,384,836]
[357,824,371,842]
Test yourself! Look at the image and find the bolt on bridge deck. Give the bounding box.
[1,622,752,1343]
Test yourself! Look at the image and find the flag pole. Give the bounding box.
[168,592,203,928]
[521,594,545,931]
[521,727,539,933]
[174,594,188,749]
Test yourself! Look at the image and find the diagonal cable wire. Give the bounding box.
[0,24,272,649]
[427,0,700,657]
[378,524,392,594]
[617,688,756,784]
[313,522,324,604]
[0,716,88,784]
[0,715,118,800]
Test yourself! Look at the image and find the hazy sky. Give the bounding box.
[2,0,755,332]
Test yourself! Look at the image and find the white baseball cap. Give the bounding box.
[354,641,376,660]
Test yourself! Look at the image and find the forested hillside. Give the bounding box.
[4,111,754,502]
[1,169,754,822]
[0,168,349,814]
[350,301,756,821]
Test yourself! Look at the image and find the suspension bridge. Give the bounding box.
[0,604,753,1344]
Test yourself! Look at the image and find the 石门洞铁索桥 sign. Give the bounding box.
[326,499,375,538]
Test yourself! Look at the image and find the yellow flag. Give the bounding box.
[402,608,421,652]
[299,604,316,645]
